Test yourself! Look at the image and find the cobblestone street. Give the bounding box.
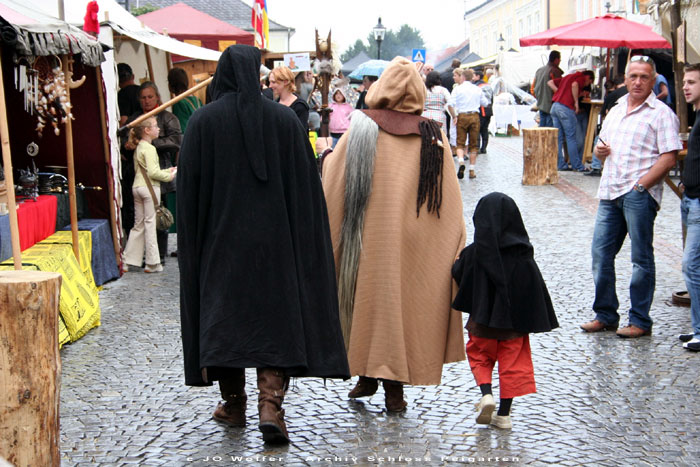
[59,135,700,466]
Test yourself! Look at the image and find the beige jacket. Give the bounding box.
[322,57,467,385]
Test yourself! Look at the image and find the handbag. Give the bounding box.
[138,161,174,232]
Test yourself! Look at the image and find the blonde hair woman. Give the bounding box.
[268,65,309,126]
[122,117,177,273]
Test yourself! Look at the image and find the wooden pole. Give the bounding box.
[124,76,212,129]
[0,270,62,467]
[63,56,80,262]
[166,52,173,72]
[670,2,688,132]
[95,67,121,263]
[0,48,22,269]
[144,45,154,82]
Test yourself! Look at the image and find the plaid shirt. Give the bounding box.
[598,91,681,205]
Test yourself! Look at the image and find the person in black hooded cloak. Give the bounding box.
[452,192,558,430]
[177,44,349,445]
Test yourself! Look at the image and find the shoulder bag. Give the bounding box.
[138,161,174,232]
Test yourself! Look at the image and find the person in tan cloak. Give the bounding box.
[318,57,467,412]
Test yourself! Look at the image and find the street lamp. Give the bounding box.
[497,33,505,51]
[373,17,386,60]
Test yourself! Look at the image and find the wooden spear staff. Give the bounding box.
[0,48,22,269]
[122,76,212,130]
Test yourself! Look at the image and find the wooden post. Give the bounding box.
[0,271,62,467]
[165,52,173,72]
[582,99,603,163]
[95,67,121,263]
[522,128,559,185]
[315,29,332,138]
[144,45,154,83]
[0,48,22,269]
[670,3,687,132]
[63,56,80,262]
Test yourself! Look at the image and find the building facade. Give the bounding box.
[463,0,577,57]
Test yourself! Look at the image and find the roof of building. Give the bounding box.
[139,2,253,39]
[132,0,293,32]
[464,0,493,18]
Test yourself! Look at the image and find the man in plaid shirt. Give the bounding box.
[580,56,682,338]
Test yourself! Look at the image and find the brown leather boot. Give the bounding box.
[382,379,407,413]
[213,369,247,427]
[257,368,290,444]
[348,376,379,398]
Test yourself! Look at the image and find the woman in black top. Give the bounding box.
[269,65,309,128]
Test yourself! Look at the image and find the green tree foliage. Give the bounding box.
[340,25,424,62]
[131,4,159,16]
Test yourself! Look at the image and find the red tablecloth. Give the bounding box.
[16,195,57,250]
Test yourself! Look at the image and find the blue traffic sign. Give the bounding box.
[411,48,426,63]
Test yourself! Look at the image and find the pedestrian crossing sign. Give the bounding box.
[412,48,426,63]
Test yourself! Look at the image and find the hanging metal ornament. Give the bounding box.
[26,142,39,157]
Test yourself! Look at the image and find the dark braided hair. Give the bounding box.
[417,119,444,218]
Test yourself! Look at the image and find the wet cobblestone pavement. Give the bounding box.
[60,136,700,466]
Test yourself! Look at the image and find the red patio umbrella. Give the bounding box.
[519,14,670,49]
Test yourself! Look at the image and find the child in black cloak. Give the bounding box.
[452,192,558,429]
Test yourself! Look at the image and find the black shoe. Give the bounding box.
[457,164,466,179]
[683,339,700,351]
[479,148,487,154]
[558,166,572,171]
[584,168,602,176]
[679,333,695,342]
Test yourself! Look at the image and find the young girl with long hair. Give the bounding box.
[122,117,176,273]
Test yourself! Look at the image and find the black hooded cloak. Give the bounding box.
[452,192,558,335]
[177,45,349,386]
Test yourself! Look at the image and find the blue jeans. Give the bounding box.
[576,111,589,157]
[539,110,554,128]
[591,190,658,330]
[681,195,700,339]
[551,102,583,171]
[591,136,602,170]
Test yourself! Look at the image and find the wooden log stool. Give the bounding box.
[522,128,559,185]
[0,271,62,467]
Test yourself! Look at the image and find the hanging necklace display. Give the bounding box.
[15,55,74,137]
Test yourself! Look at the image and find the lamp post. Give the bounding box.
[497,33,505,51]
[373,17,386,60]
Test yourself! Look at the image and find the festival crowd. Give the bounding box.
[114,43,700,445]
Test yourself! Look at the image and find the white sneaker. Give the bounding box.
[144,264,163,273]
[475,394,496,424]
[490,414,512,429]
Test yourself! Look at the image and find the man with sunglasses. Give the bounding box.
[581,55,682,338]
[679,63,700,351]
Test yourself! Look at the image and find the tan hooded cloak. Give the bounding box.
[322,57,467,385]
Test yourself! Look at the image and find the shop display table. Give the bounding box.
[60,219,119,286]
[16,195,57,250]
[0,231,101,347]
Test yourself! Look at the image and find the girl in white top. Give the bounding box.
[122,117,176,273]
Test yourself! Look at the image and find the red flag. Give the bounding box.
[252,0,265,49]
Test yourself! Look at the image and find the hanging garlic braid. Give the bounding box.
[337,111,379,350]
[416,119,444,218]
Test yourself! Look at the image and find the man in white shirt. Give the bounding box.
[448,68,489,179]
[580,56,681,338]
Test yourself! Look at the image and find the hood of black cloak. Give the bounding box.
[452,192,558,333]
[209,44,267,181]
